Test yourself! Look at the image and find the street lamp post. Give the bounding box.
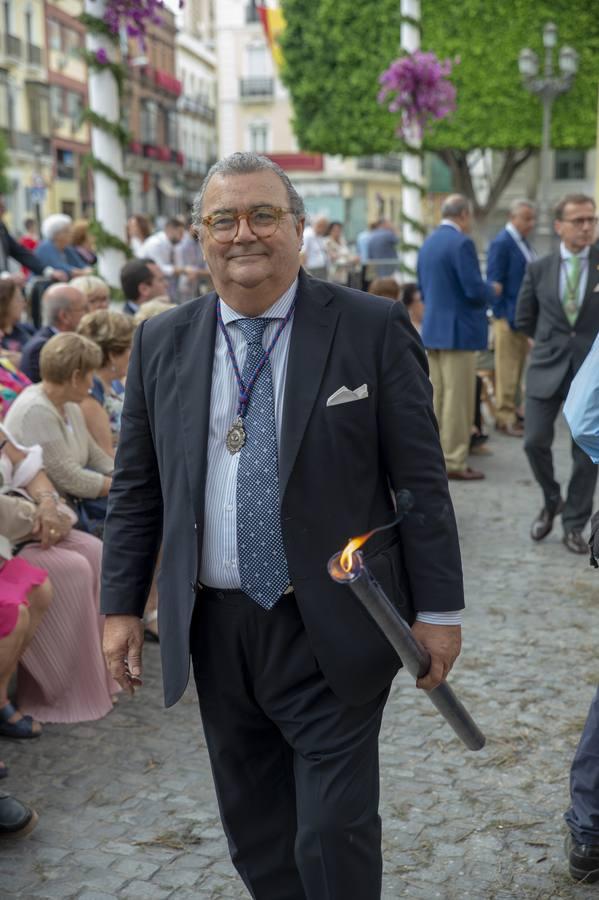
[518,23,579,254]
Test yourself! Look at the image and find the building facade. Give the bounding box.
[124,8,184,221]
[0,0,51,231]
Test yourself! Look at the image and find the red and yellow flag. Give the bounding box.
[257,2,285,69]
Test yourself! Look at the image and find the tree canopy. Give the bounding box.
[279,0,599,156]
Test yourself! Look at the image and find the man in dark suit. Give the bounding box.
[20,284,88,382]
[418,194,500,481]
[119,258,168,316]
[516,193,599,553]
[487,199,537,437]
[101,153,465,900]
[0,196,65,283]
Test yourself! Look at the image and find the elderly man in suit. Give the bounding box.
[418,194,500,481]
[487,199,537,437]
[516,193,599,554]
[0,196,66,284]
[101,152,466,900]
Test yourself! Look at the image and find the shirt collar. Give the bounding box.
[440,218,461,232]
[560,242,590,261]
[219,276,299,325]
[506,222,526,242]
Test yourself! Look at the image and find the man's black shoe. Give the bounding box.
[563,530,588,555]
[0,793,38,838]
[530,499,564,541]
[566,833,599,883]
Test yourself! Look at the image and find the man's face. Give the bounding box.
[314,218,329,236]
[140,263,168,302]
[512,205,536,238]
[62,290,88,330]
[166,224,184,245]
[199,171,304,296]
[555,202,597,253]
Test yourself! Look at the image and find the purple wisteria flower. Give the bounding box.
[101,0,170,48]
[378,50,458,140]
[95,47,109,64]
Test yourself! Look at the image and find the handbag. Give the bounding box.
[563,333,599,463]
[68,496,108,538]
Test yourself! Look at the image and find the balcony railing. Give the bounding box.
[179,96,216,123]
[57,162,75,179]
[0,128,50,155]
[26,43,43,66]
[357,154,403,173]
[239,77,274,99]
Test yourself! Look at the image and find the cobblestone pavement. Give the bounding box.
[3,419,599,899]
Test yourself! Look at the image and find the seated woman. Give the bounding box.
[77,311,135,456]
[0,279,35,365]
[35,215,93,279]
[69,275,110,313]
[4,334,113,535]
[65,219,97,269]
[0,430,118,723]
[0,540,51,743]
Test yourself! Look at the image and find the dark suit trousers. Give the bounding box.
[564,684,599,843]
[524,374,598,532]
[190,588,388,900]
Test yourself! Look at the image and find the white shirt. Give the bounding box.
[139,231,177,276]
[506,222,535,263]
[200,276,461,625]
[440,218,462,232]
[302,226,329,269]
[559,243,590,311]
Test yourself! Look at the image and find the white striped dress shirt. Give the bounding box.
[199,275,462,625]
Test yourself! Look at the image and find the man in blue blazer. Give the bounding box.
[487,200,536,437]
[418,195,499,481]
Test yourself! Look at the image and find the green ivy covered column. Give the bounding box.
[83,0,129,288]
[400,0,425,278]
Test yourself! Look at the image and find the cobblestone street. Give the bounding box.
[3,418,599,899]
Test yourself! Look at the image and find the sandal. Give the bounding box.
[0,703,41,740]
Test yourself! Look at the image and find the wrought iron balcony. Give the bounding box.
[1,33,22,61]
[239,77,274,100]
[26,43,43,66]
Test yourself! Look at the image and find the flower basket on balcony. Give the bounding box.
[143,144,159,159]
[129,141,143,155]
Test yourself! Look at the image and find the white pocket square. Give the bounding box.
[326,384,369,406]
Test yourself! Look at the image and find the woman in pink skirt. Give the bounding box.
[0,428,118,724]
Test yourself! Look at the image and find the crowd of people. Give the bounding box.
[0,174,597,891]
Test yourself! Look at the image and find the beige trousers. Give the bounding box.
[428,349,476,473]
[493,318,528,427]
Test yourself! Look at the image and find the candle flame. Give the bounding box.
[340,530,375,573]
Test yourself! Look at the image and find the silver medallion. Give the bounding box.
[226,417,246,454]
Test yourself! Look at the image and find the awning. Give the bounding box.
[158,177,184,199]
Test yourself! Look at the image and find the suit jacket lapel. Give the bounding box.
[279,272,339,501]
[576,246,599,323]
[173,293,217,525]
[546,252,569,324]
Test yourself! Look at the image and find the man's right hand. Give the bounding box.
[50,269,68,282]
[103,615,144,695]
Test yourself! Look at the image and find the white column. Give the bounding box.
[85,0,127,288]
[400,0,423,277]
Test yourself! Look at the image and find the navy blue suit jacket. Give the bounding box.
[20,326,55,383]
[486,227,529,329]
[418,224,495,351]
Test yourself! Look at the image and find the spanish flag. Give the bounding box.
[257,2,285,70]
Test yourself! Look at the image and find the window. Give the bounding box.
[141,99,158,144]
[246,0,260,23]
[56,148,75,179]
[249,122,268,154]
[66,90,83,124]
[555,150,586,181]
[0,78,9,129]
[2,1,11,35]
[25,9,33,46]
[63,27,81,58]
[246,43,269,78]
[50,85,63,125]
[48,19,61,51]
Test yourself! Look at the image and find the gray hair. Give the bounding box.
[191,152,305,233]
[509,198,536,217]
[42,284,81,328]
[41,213,72,241]
[441,194,472,219]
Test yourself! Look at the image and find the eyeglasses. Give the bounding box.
[201,206,295,243]
[561,216,598,228]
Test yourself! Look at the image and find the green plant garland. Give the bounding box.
[400,212,427,234]
[78,11,119,43]
[80,108,130,148]
[88,219,132,258]
[80,48,126,96]
[81,153,130,198]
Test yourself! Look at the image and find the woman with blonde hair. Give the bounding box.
[77,310,135,455]
[133,297,175,325]
[69,275,110,312]
[65,219,97,268]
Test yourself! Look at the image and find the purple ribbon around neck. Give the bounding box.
[216,298,296,420]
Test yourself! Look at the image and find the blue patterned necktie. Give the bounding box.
[235,318,289,609]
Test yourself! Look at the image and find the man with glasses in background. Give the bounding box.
[100,152,465,899]
[516,193,599,554]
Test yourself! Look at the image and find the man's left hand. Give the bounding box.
[410,621,462,691]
